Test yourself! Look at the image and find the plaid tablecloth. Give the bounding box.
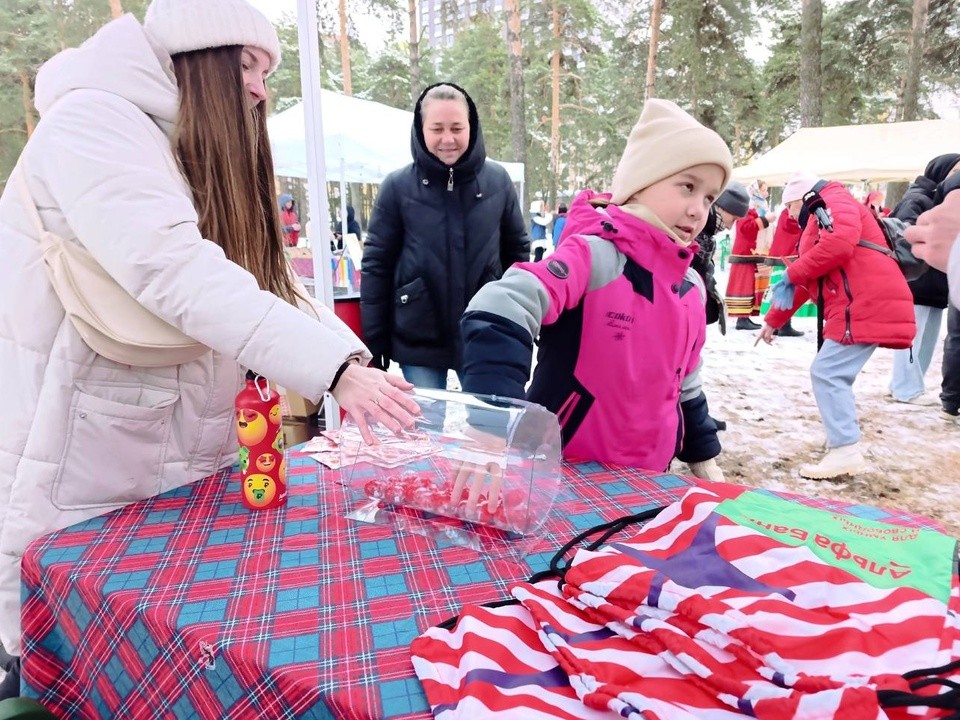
[20,453,945,719]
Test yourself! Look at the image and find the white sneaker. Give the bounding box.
[799,443,866,480]
[893,393,939,407]
[943,409,960,425]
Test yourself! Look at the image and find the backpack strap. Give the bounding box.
[857,239,894,257]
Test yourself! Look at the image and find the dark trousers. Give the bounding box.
[0,652,20,700]
[943,303,960,414]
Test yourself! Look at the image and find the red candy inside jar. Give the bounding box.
[363,472,538,534]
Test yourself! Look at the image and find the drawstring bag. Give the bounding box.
[412,508,667,719]
[413,483,960,719]
[14,163,208,367]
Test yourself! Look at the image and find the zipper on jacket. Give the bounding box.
[839,268,855,343]
[447,168,454,191]
[673,369,685,459]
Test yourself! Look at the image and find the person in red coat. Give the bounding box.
[767,205,801,258]
[763,206,805,337]
[864,190,891,218]
[759,173,915,480]
[724,207,770,329]
[279,193,300,247]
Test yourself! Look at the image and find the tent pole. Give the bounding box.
[296,0,340,429]
[339,159,348,241]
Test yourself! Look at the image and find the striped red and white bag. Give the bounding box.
[412,483,960,719]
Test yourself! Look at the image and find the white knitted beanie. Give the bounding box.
[782,172,820,204]
[144,0,281,75]
[610,99,733,205]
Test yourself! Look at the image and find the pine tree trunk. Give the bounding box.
[799,0,822,127]
[901,0,928,122]
[503,0,530,217]
[19,71,35,138]
[503,0,527,214]
[548,0,561,211]
[338,0,352,95]
[644,0,662,101]
[889,0,930,206]
[109,0,123,18]
[408,0,421,106]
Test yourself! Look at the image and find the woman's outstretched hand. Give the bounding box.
[330,364,419,444]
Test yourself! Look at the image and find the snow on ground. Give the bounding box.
[686,270,960,536]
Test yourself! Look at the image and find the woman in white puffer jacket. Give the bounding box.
[0,0,419,694]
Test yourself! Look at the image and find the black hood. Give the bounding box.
[924,153,960,184]
[411,82,486,183]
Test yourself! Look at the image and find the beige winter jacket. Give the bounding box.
[0,15,367,655]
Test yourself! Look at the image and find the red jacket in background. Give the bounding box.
[281,208,300,247]
[764,181,915,349]
[768,207,801,258]
[731,208,762,255]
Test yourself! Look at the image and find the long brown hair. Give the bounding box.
[171,46,299,306]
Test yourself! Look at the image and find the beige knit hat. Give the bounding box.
[144,0,281,75]
[610,99,733,205]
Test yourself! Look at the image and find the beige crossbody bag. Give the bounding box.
[15,163,208,367]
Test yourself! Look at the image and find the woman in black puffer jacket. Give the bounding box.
[888,153,960,409]
[360,83,529,389]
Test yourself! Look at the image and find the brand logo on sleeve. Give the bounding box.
[546,259,569,279]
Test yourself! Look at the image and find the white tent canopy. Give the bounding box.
[732,118,960,186]
[269,89,525,184]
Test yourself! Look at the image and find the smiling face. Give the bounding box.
[236,408,268,446]
[256,452,276,473]
[421,98,470,166]
[629,164,725,244]
[241,46,271,111]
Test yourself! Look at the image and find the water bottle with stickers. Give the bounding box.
[235,370,287,510]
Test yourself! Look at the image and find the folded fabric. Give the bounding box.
[413,483,960,719]
[411,593,624,719]
[555,484,958,719]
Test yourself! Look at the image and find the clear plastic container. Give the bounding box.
[339,389,562,541]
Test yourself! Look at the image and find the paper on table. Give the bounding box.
[305,428,441,470]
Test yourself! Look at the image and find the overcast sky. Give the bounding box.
[249,0,392,48]
[249,0,958,119]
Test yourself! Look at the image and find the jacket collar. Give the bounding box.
[564,190,698,284]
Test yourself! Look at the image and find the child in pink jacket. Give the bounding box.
[460,99,732,479]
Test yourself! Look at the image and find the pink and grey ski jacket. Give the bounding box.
[460,190,719,470]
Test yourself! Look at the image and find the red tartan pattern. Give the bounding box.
[20,455,945,720]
